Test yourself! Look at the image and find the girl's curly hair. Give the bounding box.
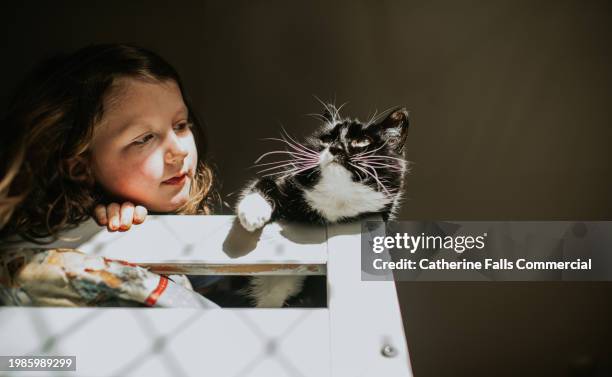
[0,44,216,242]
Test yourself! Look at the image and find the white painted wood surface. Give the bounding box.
[0,308,329,377]
[0,215,412,377]
[328,221,413,377]
[0,216,327,265]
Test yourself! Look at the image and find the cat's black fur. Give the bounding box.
[235,104,410,308]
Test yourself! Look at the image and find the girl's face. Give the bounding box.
[89,78,198,212]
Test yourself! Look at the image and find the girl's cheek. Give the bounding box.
[133,149,166,181]
[187,135,198,162]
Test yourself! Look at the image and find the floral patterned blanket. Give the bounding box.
[0,248,218,308]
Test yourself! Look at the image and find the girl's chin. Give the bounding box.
[136,182,192,212]
[166,194,191,211]
[147,192,190,213]
[148,200,187,213]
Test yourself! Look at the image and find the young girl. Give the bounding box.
[0,44,218,306]
[0,43,215,240]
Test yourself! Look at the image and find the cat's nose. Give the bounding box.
[329,145,343,155]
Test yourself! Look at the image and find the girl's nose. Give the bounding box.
[165,134,189,165]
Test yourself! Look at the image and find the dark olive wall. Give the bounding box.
[1,1,611,376]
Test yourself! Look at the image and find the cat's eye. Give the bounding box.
[350,137,372,148]
[320,134,334,144]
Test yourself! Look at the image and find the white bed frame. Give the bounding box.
[0,215,412,377]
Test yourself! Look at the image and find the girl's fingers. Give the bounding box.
[119,202,135,231]
[94,204,108,226]
[97,202,146,232]
[107,203,121,231]
[133,205,148,224]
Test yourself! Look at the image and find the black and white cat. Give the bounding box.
[236,104,410,307]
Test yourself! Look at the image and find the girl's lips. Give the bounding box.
[162,173,187,185]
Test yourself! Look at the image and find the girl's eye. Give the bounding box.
[132,134,154,146]
[173,121,193,133]
[351,137,372,148]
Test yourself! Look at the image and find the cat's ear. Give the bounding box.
[375,107,410,153]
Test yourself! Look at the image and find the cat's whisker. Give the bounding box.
[261,138,319,159]
[353,155,409,164]
[255,152,319,164]
[282,139,319,158]
[261,169,296,178]
[271,134,314,153]
[354,166,368,182]
[359,161,404,171]
[367,109,379,125]
[266,134,320,157]
[313,96,334,119]
[254,150,317,164]
[283,166,319,179]
[357,162,403,183]
[253,158,302,167]
[253,157,317,168]
[350,162,381,187]
[348,162,371,183]
[280,128,319,155]
[313,95,327,109]
[347,162,367,182]
[352,149,406,161]
[313,96,344,124]
[256,159,317,174]
[334,101,348,120]
[369,105,400,125]
[353,157,404,168]
[256,164,300,174]
[354,162,391,195]
[263,163,318,179]
[356,165,390,195]
[305,113,329,122]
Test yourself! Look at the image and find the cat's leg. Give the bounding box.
[248,275,306,308]
[236,178,279,232]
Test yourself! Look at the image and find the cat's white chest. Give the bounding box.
[303,163,390,222]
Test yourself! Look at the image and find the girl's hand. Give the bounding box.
[94,202,147,232]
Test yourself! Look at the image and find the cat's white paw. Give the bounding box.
[237,193,273,232]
